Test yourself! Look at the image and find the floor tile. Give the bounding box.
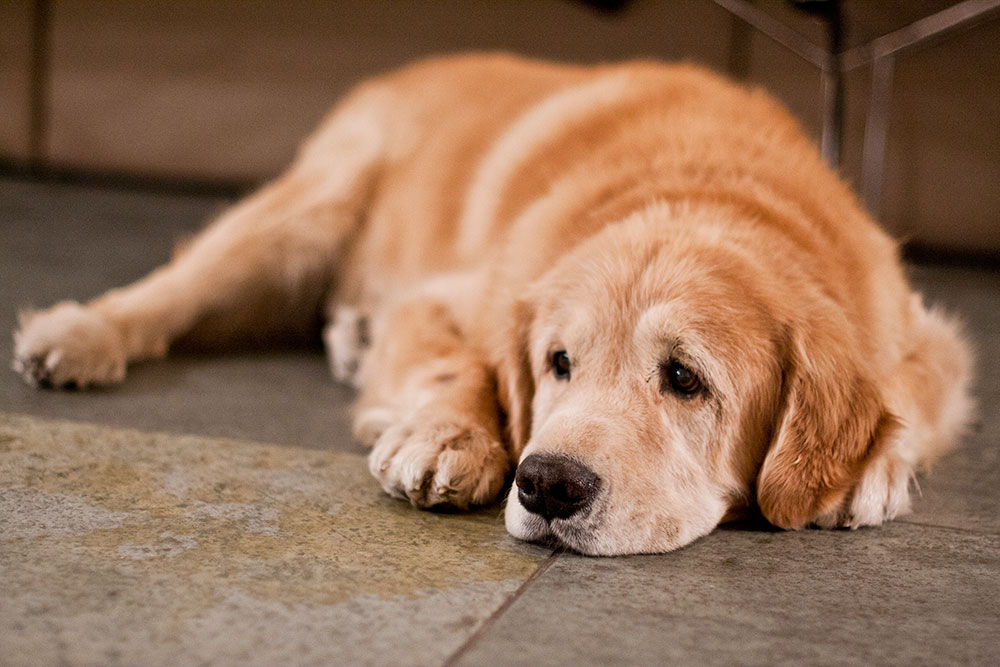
[456,521,1000,666]
[0,413,550,666]
[904,264,1000,534]
[2,178,997,666]
[457,264,1000,666]
[1,178,360,453]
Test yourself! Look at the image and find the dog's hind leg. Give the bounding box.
[12,87,388,388]
[355,292,510,509]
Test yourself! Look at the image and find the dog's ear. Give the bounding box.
[756,321,898,529]
[495,297,536,456]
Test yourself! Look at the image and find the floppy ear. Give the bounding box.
[757,323,898,529]
[495,297,536,456]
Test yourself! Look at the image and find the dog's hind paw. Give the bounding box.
[12,301,127,389]
[367,410,509,510]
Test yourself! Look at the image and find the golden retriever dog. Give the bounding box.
[12,54,973,555]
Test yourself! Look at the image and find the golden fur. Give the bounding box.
[13,54,973,555]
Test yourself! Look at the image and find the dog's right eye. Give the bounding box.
[551,350,571,380]
[660,360,703,398]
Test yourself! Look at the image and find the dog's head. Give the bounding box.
[499,204,894,555]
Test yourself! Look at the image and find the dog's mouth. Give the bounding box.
[504,485,607,555]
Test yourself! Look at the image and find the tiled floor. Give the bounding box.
[1,413,550,666]
[2,177,999,665]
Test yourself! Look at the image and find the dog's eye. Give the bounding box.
[551,350,571,380]
[660,360,702,397]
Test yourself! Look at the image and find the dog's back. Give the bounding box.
[329,56,904,363]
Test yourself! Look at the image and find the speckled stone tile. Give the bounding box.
[455,522,1000,667]
[0,413,550,667]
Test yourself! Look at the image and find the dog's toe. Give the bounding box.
[12,302,127,389]
[368,413,509,509]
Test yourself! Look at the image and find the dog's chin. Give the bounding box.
[504,487,723,556]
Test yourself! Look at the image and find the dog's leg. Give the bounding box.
[355,296,510,509]
[13,89,387,388]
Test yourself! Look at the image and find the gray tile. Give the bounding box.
[454,257,1000,667]
[1,178,360,452]
[3,350,361,453]
[456,522,1000,667]
[903,263,1000,534]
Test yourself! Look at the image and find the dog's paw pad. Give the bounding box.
[368,414,509,509]
[12,302,127,389]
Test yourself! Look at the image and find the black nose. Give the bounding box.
[515,454,601,521]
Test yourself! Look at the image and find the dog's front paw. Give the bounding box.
[12,302,127,388]
[368,411,510,509]
[814,452,913,529]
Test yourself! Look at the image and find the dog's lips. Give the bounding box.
[505,486,607,553]
[510,507,552,539]
[510,515,581,552]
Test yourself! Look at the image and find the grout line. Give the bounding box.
[897,517,999,537]
[443,548,562,666]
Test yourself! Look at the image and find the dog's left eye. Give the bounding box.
[551,350,571,380]
[660,360,702,397]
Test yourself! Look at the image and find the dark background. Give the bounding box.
[1,0,998,257]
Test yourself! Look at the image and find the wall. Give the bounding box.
[1,0,997,254]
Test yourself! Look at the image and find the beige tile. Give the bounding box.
[0,0,33,161]
[0,413,550,665]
